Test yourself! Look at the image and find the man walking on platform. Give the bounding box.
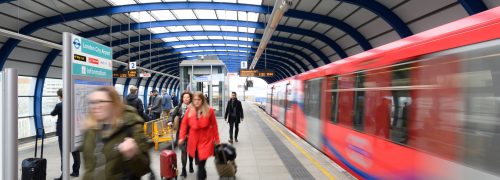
[51,88,80,180]
[224,92,244,144]
[171,92,179,107]
[148,89,163,120]
[161,88,173,118]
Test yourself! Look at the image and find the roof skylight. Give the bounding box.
[167,26,187,32]
[193,36,209,40]
[172,10,197,19]
[172,45,187,48]
[148,27,169,34]
[130,11,154,22]
[185,25,204,31]
[162,37,179,42]
[178,36,194,41]
[151,10,176,20]
[194,10,217,19]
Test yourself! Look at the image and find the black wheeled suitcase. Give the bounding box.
[22,129,47,180]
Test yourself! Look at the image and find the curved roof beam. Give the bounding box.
[128,45,308,71]
[127,43,313,69]
[136,51,301,74]
[91,21,346,59]
[339,0,413,37]
[114,39,323,67]
[0,2,371,69]
[458,0,488,15]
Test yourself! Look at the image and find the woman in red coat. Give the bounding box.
[178,91,220,180]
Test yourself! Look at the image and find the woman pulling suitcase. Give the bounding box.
[168,91,195,177]
[178,91,220,180]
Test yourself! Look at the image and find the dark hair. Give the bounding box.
[232,92,236,95]
[181,91,193,103]
[151,89,158,93]
[57,88,63,98]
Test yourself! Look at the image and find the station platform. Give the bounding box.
[18,102,355,180]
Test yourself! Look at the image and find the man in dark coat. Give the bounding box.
[171,92,179,107]
[125,85,146,120]
[51,88,80,180]
[224,92,244,143]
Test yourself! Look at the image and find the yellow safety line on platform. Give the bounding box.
[253,105,335,180]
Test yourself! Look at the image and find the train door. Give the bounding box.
[284,83,290,126]
[304,78,323,148]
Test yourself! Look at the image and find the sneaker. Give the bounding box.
[70,172,79,177]
[235,139,238,142]
[228,139,233,144]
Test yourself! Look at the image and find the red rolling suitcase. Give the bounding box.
[160,130,177,179]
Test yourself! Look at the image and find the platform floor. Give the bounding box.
[18,102,355,180]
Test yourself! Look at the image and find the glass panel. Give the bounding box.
[337,74,355,127]
[43,115,57,134]
[148,27,169,34]
[327,76,338,123]
[130,11,154,22]
[139,86,145,103]
[115,84,124,96]
[43,78,63,96]
[18,117,35,139]
[151,10,176,20]
[172,10,197,19]
[18,97,34,117]
[18,76,36,96]
[194,10,217,19]
[353,72,365,131]
[162,37,178,42]
[42,97,60,115]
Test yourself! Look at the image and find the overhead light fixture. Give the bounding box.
[249,0,292,69]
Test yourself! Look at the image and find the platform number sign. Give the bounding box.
[241,61,247,69]
[129,62,137,70]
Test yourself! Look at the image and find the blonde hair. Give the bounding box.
[85,86,125,129]
[189,91,210,118]
[129,85,138,94]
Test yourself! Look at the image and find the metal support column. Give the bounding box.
[2,68,18,180]
[62,32,72,180]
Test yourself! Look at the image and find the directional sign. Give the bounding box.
[129,62,137,70]
[239,69,274,77]
[240,61,247,69]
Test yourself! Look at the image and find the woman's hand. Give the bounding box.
[118,137,139,160]
[178,139,185,146]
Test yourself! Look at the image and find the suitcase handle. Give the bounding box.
[34,128,45,158]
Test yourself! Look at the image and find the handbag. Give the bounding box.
[173,116,180,131]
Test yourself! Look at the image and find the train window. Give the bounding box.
[337,74,355,127]
[353,72,365,131]
[361,67,392,139]
[389,64,412,144]
[304,79,322,119]
[327,76,339,123]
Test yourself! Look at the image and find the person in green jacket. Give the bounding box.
[81,86,151,180]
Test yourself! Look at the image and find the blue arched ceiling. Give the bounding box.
[4,0,490,133]
[0,2,377,70]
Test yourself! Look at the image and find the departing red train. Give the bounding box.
[265,7,500,180]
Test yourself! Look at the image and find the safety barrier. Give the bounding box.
[143,115,175,151]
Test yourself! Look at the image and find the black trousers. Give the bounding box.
[229,121,240,140]
[57,135,81,174]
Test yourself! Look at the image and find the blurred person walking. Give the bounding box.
[147,89,163,120]
[81,86,151,180]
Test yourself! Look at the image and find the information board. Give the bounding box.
[113,70,138,78]
[70,34,113,150]
[239,69,274,77]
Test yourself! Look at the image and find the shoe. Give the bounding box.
[70,172,79,177]
[228,139,233,144]
[54,177,61,180]
[235,139,238,142]
[180,168,187,178]
[189,164,194,173]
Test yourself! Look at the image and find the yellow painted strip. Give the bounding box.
[254,106,336,180]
